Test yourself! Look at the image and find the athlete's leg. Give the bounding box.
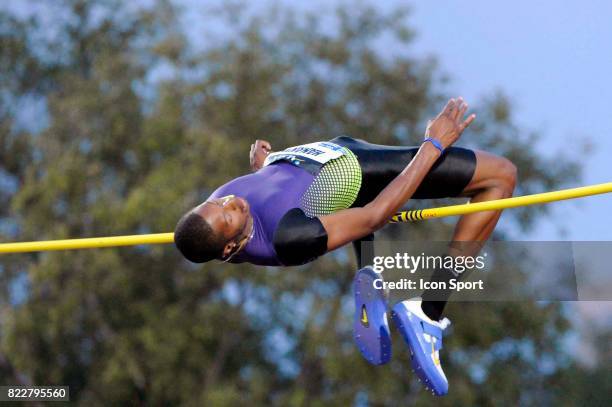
[333,136,517,395]
[331,138,515,274]
[333,136,517,318]
[353,233,375,268]
[421,151,517,320]
[452,150,517,244]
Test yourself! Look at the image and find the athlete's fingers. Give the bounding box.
[457,100,468,121]
[260,140,272,152]
[443,98,456,115]
[459,113,476,132]
[454,97,465,120]
[443,98,455,112]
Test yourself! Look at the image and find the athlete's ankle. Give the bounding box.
[421,300,446,321]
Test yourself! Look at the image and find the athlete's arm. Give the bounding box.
[250,139,272,171]
[320,98,475,251]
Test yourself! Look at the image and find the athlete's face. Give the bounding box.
[195,195,253,260]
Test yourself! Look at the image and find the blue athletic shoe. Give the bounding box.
[391,298,452,396]
[353,267,391,365]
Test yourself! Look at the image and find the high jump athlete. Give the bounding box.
[174,98,517,395]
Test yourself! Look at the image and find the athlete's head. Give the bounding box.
[174,195,253,263]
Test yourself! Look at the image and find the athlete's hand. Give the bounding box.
[425,97,476,149]
[250,139,272,171]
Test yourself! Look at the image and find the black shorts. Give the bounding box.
[329,136,477,206]
[273,136,477,266]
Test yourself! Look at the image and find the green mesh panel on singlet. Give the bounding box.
[301,147,362,217]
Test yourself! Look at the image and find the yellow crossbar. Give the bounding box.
[391,182,612,222]
[0,233,174,254]
[1,182,611,254]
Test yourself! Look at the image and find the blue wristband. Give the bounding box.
[423,137,444,154]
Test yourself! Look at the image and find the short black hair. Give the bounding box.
[174,211,226,263]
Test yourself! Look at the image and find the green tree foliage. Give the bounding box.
[0,1,608,405]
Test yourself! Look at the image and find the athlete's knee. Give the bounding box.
[494,157,517,196]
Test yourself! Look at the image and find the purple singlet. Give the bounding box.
[208,162,315,266]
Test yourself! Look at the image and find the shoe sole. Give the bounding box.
[391,302,448,396]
